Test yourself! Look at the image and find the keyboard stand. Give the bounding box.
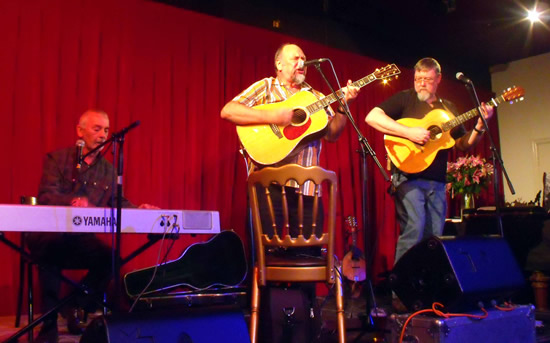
[0,231,180,343]
[0,232,97,343]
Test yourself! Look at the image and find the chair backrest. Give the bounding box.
[247,164,338,285]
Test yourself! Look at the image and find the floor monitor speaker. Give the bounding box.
[80,308,250,343]
[389,235,525,312]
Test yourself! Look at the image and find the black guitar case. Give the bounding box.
[124,230,247,297]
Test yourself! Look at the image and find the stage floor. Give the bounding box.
[2,298,550,343]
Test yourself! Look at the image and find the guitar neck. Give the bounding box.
[346,216,359,248]
[443,94,505,131]
[306,72,379,114]
[351,230,358,248]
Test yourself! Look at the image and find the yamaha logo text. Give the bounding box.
[72,215,117,227]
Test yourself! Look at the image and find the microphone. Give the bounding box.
[75,139,85,170]
[301,58,329,68]
[455,72,472,84]
[111,120,141,138]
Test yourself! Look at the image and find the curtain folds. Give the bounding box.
[0,0,499,315]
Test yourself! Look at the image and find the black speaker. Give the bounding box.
[80,308,250,343]
[389,235,525,312]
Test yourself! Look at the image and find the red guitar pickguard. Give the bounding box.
[283,119,311,140]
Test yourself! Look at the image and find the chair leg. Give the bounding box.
[15,233,27,328]
[334,264,346,343]
[28,262,34,342]
[15,259,25,328]
[530,271,550,311]
[249,266,260,343]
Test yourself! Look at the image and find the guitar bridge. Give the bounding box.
[270,124,283,138]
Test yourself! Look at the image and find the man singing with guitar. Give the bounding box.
[364,57,493,287]
[221,43,359,236]
[221,42,360,341]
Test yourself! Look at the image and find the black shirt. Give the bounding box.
[37,146,134,208]
[378,88,466,182]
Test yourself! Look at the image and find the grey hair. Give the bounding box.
[414,57,441,75]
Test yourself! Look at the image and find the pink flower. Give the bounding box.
[446,154,493,196]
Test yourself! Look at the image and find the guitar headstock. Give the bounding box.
[373,64,401,81]
[345,215,358,232]
[502,86,525,103]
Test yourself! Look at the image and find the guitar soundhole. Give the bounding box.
[291,109,308,125]
[428,125,442,140]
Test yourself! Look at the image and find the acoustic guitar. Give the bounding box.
[342,216,366,298]
[124,230,247,297]
[237,64,401,165]
[384,86,524,174]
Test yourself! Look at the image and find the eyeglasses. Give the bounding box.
[414,77,435,84]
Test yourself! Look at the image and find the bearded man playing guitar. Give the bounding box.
[221,43,359,237]
[365,57,494,269]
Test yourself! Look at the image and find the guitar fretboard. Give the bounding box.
[306,74,379,114]
[442,95,504,132]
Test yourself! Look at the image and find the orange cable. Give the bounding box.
[398,302,489,343]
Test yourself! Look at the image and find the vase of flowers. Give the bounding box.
[447,155,494,209]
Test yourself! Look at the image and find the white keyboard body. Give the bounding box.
[0,204,220,235]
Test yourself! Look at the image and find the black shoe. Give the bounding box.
[64,307,85,335]
[35,322,58,343]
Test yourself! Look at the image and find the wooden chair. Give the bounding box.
[247,164,345,343]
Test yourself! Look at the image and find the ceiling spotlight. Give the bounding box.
[527,9,542,23]
[526,1,549,23]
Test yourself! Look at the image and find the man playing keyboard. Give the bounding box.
[27,109,156,342]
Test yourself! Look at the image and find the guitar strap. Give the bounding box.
[265,78,275,103]
[438,97,453,114]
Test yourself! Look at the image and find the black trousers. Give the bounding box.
[26,233,112,318]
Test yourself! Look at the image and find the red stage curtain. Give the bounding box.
[0,0,499,315]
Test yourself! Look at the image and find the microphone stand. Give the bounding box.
[312,62,389,334]
[83,120,141,312]
[463,81,514,237]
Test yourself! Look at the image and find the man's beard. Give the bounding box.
[293,73,305,85]
[417,90,431,102]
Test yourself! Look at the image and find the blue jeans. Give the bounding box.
[394,179,447,263]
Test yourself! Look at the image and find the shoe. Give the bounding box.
[63,307,85,335]
[35,322,58,343]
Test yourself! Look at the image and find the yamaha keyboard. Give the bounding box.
[0,204,220,235]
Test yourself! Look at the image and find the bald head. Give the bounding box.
[76,109,110,155]
[79,110,109,129]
